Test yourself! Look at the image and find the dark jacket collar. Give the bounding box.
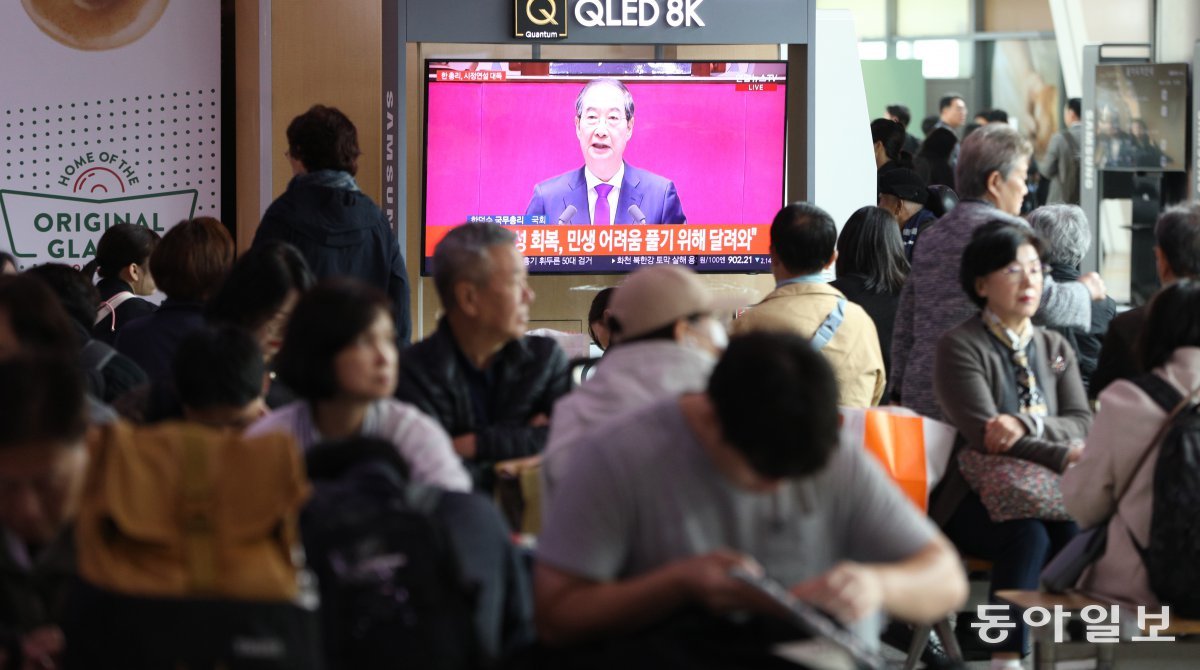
[432,318,532,373]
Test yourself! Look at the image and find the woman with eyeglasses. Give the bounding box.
[932,221,1092,668]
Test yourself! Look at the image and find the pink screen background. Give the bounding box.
[424,79,787,230]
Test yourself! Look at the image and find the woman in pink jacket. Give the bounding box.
[1062,279,1200,606]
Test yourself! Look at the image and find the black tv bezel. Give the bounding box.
[418,58,790,277]
[1092,61,1191,174]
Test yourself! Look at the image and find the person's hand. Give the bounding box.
[790,562,885,624]
[1079,272,1106,301]
[20,626,63,670]
[1067,442,1085,465]
[671,549,766,614]
[452,433,477,460]
[528,413,550,428]
[984,415,1028,453]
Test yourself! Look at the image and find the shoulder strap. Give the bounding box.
[94,291,136,329]
[810,298,846,351]
[403,482,444,515]
[1117,373,1195,501]
[1132,372,1183,413]
[80,339,117,372]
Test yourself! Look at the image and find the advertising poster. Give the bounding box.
[1,0,220,270]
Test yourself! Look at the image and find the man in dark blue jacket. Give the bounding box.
[396,223,570,493]
[253,105,412,344]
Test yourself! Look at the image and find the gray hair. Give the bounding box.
[1026,205,1091,267]
[432,222,518,310]
[954,123,1033,200]
[575,78,635,121]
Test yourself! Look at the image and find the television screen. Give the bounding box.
[422,60,788,274]
[1094,62,1189,171]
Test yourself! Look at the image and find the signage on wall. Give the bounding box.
[516,0,568,39]
[0,1,219,270]
[516,0,705,39]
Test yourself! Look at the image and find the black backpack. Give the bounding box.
[302,442,481,669]
[1132,373,1200,616]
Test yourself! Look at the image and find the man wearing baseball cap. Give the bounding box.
[543,265,742,501]
[877,168,938,261]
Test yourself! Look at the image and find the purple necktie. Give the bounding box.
[593,183,613,225]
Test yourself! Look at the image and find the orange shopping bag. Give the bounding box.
[839,406,955,512]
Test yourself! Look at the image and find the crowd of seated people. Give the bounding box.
[2,99,1200,670]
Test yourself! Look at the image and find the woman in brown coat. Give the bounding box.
[933,221,1092,666]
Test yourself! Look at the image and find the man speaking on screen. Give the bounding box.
[525,78,687,225]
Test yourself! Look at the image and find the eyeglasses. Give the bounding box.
[995,263,1043,282]
[579,113,627,129]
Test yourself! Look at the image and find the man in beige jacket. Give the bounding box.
[731,202,886,406]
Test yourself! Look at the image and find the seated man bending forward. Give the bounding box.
[535,331,967,651]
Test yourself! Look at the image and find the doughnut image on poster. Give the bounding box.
[22,0,169,51]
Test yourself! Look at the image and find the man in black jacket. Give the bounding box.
[253,105,412,344]
[396,223,569,492]
[1091,203,1200,397]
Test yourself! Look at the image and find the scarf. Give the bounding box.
[982,309,1047,416]
[294,169,360,192]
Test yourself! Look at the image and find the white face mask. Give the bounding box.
[681,316,728,358]
[705,316,729,351]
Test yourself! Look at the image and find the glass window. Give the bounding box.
[897,39,967,79]
[857,41,888,61]
[816,0,887,39]
[897,0,970,36]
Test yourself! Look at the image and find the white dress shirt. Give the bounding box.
[583,162,624,225]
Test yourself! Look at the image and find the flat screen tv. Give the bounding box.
[1094,62,1189,171]
[421,60,788,274]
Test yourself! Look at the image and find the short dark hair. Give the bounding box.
[886,104,911,128]
[587,287,615,344]
[207,240,314,332]
[174,326,265,411]
[25,263,99,331]
[1066,98,1082,118]
[0,252,19,273]
[870,118,906,162]
[1154,203,1200,278]
[836,206,909,294]
[0,274,78,355]
[708,332,841,479]
[986,109,1009,124]
[919,127,958,158]
[959,220,1046,307]
[274,278,392,400]
[770,202,838,276]
[1139,279,1200,371]
[920,114,939,136]
[431,222,518,311]
[0,353,87,449]
[287,105,361,175]
[939,94,965,112]
[150,217,234,302]
[82,223,160,280]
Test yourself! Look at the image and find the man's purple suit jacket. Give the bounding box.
[524,164,686,224]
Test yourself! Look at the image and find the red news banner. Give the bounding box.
[424,225,772,257]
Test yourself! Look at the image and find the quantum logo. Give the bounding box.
[515,0,567,38]
[527,0,558,25]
